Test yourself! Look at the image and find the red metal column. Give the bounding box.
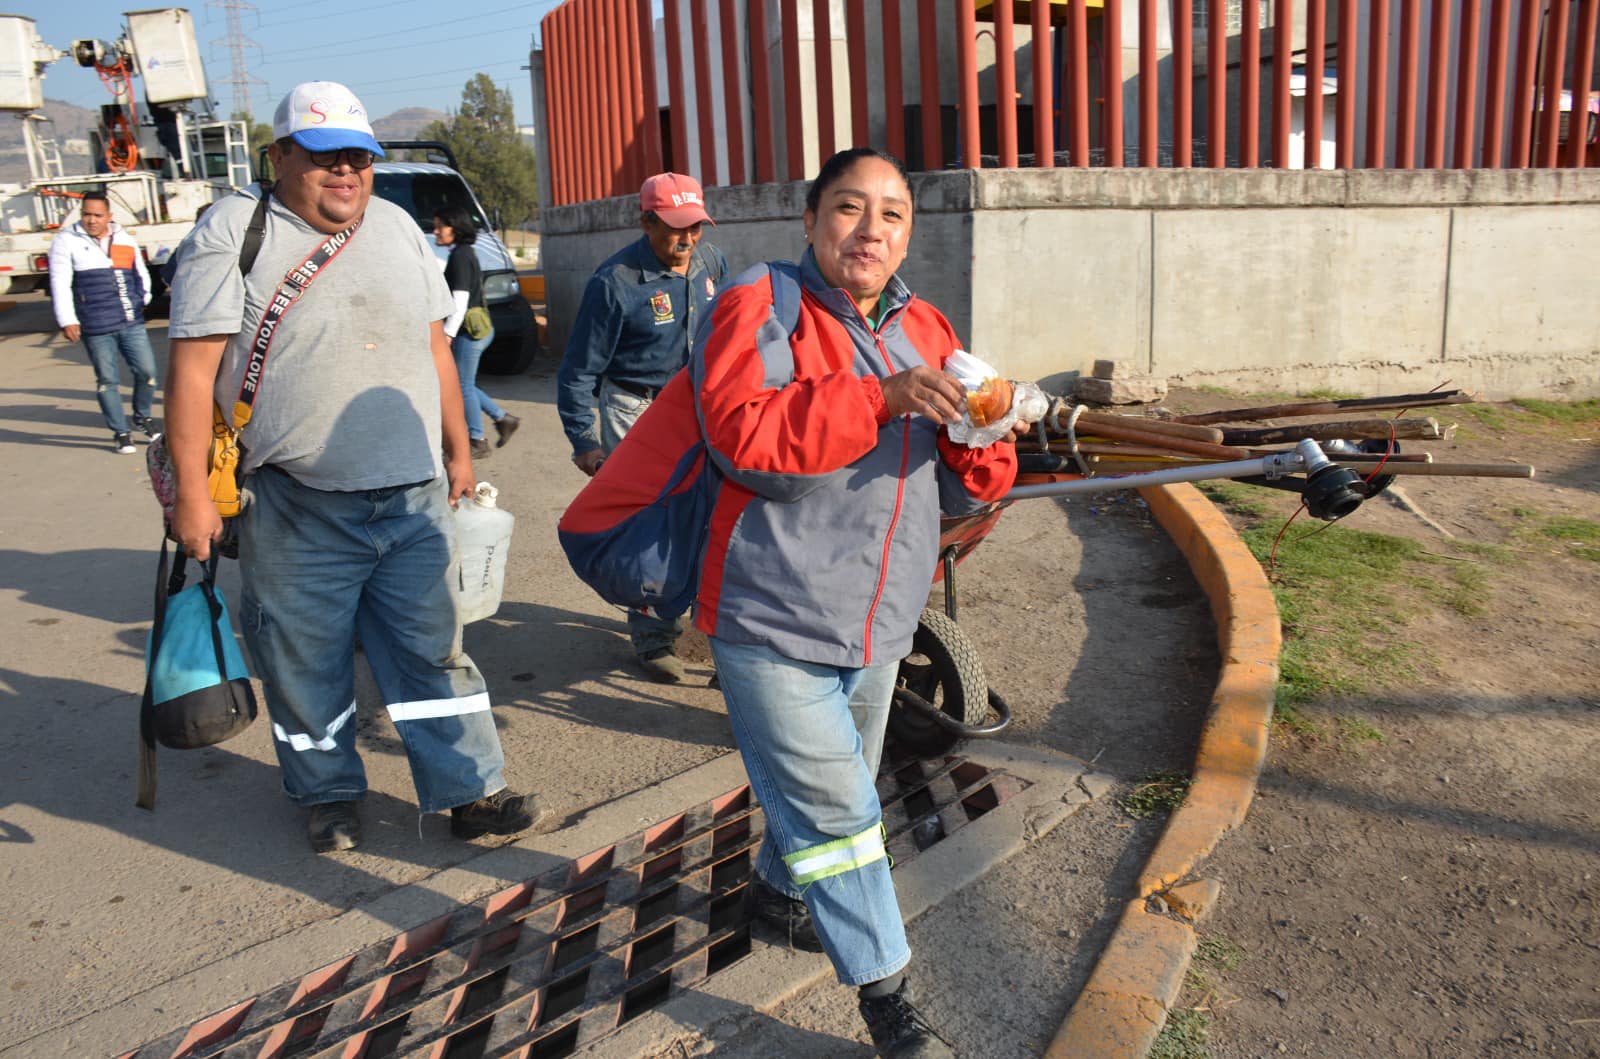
[637,0,665,177]
[1536,0,1570,165]
[748,0,777,181]
[1241,0,1260,165]
[592,0,618,195]
[1452,0,1481,167]
[1305,0,1325,168]
[604,0,630,193]
[620,0,645,188]
[581,0,604,198]
[883,0,908,160]
[1568,0,1599,166]
[847,0,870,147]
[1173,0,1192,165]
[1424,0,1451,166]
[781,0,805,178]
[957,0,981,166]
[1209,0,1227,165]
[919,0,944,168]
[1272,0,1293,166]
[1139,0,1157,165]
[664,0,691,173]
[692,0,718,180]
[1480,0,1511,165]
[1396,0,1420,167]
[1366,0,1391,166]
[996,0,1019,165]
[720,0,748,183]
[1033,0,1055,165]
[1509,0,1540,166]
[1072,0,1092,164]
[543,10,566,205]
[1337,0,1356,166]
[813,0,837,159]
[1105,0,1125,164]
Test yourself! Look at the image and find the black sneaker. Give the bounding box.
[747,876,823,952]
[450,789,551,839]
[637,648,685,684]
[859,979,954,1059]
[132,416,159,441]
[493,413,521,448]
[307,801,362,853]
[114,432,135,454]
[469,437,491,460]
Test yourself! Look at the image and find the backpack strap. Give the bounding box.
[136,537,174,810]
[767,261,803,339]
[238,182,273,276]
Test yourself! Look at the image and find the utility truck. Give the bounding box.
[0,9,248,296]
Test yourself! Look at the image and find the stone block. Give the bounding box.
[1074,374,1168,405]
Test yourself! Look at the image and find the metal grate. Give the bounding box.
[119,755,1028,1059]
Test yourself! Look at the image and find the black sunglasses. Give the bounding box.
[303,147,375,170]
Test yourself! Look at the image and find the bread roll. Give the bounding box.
[966,377,1015,427]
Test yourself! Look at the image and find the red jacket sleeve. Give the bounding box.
[696,276,884,491]
[904,303,1019,506]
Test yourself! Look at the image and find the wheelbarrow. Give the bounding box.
[888,437,1379,756]
[888,501,1017,758]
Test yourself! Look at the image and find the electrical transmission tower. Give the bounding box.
[208,0,267,120]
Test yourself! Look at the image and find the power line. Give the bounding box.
[258,20,536,65]
[256,2,542,61]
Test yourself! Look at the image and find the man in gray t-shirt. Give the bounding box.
[166,81,550,854]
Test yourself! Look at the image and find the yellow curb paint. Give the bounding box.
[1045,481,1281,1058]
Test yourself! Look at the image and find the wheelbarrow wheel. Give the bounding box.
[889,608,988,757]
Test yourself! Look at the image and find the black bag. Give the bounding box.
[136,538,257,809]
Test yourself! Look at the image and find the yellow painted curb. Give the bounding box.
[1043,481,1280,1059]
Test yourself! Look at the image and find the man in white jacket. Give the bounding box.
[48,191,158,454]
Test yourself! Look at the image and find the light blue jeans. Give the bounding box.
[709,636,910,986]
[451,327,505,442]
[238,465,508,813]
[600,377,683,655]
[81,323,157,435]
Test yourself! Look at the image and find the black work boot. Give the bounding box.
[858,977,954,1058]
[747,876,823,952]
[450,789,551,839]
[307,801,362,853]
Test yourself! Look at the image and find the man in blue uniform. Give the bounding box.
[557,172,729,683]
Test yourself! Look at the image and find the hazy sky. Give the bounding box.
[29,0,567,126]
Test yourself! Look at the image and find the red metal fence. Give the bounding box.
[540,0,1600,206]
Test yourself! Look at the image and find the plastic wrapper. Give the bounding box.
[944,349,1048,447]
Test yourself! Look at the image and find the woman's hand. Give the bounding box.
[880,365,966,424]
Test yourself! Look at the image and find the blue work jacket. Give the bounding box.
[557,235,728,456]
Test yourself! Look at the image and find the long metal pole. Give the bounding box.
[1006,440,1327,500]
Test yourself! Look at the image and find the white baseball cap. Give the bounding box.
[273,81,385,156]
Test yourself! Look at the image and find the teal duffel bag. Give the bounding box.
[136,539,257,809]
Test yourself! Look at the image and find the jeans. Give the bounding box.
[81,323,157,435]
[709,637,910,986]
[451,327,504,441]
[238,465,508,813]
[599,377,683,654]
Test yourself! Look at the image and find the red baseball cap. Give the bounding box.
[640,172,714,227]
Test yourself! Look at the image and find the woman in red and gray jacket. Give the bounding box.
[691,148,1019,1059]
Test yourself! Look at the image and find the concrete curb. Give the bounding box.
[1043,482,1281,1059]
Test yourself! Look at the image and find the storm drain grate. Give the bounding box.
[121,755,1028,1059]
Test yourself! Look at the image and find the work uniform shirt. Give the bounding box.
[557,235,728,456]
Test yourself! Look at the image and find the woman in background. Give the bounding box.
[435,205,519,459]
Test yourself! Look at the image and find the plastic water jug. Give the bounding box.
[455,482,515,624]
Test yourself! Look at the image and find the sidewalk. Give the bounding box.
[0,295,1220,1057]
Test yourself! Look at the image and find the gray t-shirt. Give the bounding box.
[169,185,454,491]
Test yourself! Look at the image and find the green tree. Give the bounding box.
[421,74,539,234]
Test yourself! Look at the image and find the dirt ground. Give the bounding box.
[1152,389,1600,1059]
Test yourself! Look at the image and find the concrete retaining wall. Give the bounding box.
[539,169,1600,399]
